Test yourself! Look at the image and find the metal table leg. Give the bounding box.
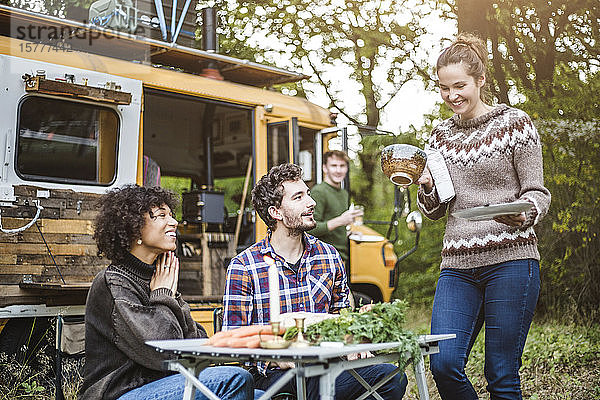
[318,364,339,400]
[164,359,220,400]
[295,362,308,400]
[182,362,198,400]
[414,354,430,400]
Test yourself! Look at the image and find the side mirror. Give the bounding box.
[406,211,422,233]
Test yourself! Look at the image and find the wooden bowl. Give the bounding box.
[380,144,427,185]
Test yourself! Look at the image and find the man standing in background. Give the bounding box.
[309,150,363,266]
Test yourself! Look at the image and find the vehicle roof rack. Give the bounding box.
[0,5,309,88]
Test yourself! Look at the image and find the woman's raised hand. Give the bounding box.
[416,167,434,191]
[150,251,179,297]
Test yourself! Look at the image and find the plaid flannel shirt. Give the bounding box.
[222,232,351,374]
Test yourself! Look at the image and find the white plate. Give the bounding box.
[279,312,337,329]
[452,201,531,221]
[349,233,385,242]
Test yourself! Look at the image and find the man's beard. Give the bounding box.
[282,210,316,236]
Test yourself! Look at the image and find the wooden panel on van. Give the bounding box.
[24,76,132,105]
[0,185,235,308]
[0,185,104,307]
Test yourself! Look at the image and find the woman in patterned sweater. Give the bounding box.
[414,33,551,399]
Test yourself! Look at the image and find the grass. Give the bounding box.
[402,307,600,400]
[0,318,83,400]
[1,311,598,399]
[0,350,53,400]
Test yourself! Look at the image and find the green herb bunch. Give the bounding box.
[303,300,420,362]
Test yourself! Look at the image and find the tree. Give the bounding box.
[2,0,95,17]
[215,0,431,201]
[441,0,600,114]
[455,0,490,36]
[535,118,600,321]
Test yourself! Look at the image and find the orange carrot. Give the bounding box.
[208,324,284,344]
[229,325,283,338]
[208,334,280,348]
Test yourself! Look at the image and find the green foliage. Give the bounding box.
[213,176,252,216]
[534,118,600,322]
[160,176,190,220]
[520,67,600,121]
[489,0,598,100]
[438,1,600,108]
[0,352,50,399]
[303,300,421,364]
[282,326,298,341]
[4,0,96,17]
[21,380,45,395]
[0,342,53,400]
[218,0,428,122]
[464,322,600,399]
[520,323,600,371]
[349,110,447,308]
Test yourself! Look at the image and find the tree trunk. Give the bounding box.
[355,54,380,205]
[456,0,491,36]
[489,22,511,105]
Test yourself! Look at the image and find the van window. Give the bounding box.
[17,97,119,184]
[267,121,290,170]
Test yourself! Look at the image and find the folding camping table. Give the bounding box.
[147,334,455,400]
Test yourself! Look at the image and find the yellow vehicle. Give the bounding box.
[0,3,419,360]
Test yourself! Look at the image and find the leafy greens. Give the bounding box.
[301,300,420,363]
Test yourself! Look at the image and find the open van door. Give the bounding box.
[266,117,299,169]
[254,117,299,240]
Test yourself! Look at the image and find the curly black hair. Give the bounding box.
[93,184,178,263]
[251,163,302,230]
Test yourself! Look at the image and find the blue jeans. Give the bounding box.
[430,259,540,400]
[253,364,407,399]
[118,366,263,400]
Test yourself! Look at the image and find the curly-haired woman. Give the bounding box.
[414,33,551,399]
[80,184,257,400]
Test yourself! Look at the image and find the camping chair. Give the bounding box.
[55,315,85,400]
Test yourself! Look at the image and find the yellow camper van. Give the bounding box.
[0,4,416,358]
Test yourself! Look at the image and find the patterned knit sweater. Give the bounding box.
[417,104,551,269]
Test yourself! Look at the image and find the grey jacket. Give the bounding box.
[80,253,206,400]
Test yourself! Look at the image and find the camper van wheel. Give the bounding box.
[0,317,53,365]
[353,292,374,308]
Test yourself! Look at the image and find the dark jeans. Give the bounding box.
[430,259,540,400]
[118,366,260,400]
[253,364,407,399]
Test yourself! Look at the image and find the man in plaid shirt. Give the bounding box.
[223,163,407,399]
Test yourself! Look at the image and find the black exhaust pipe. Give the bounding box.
[200,7,223,80]
[202,7,217,52]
